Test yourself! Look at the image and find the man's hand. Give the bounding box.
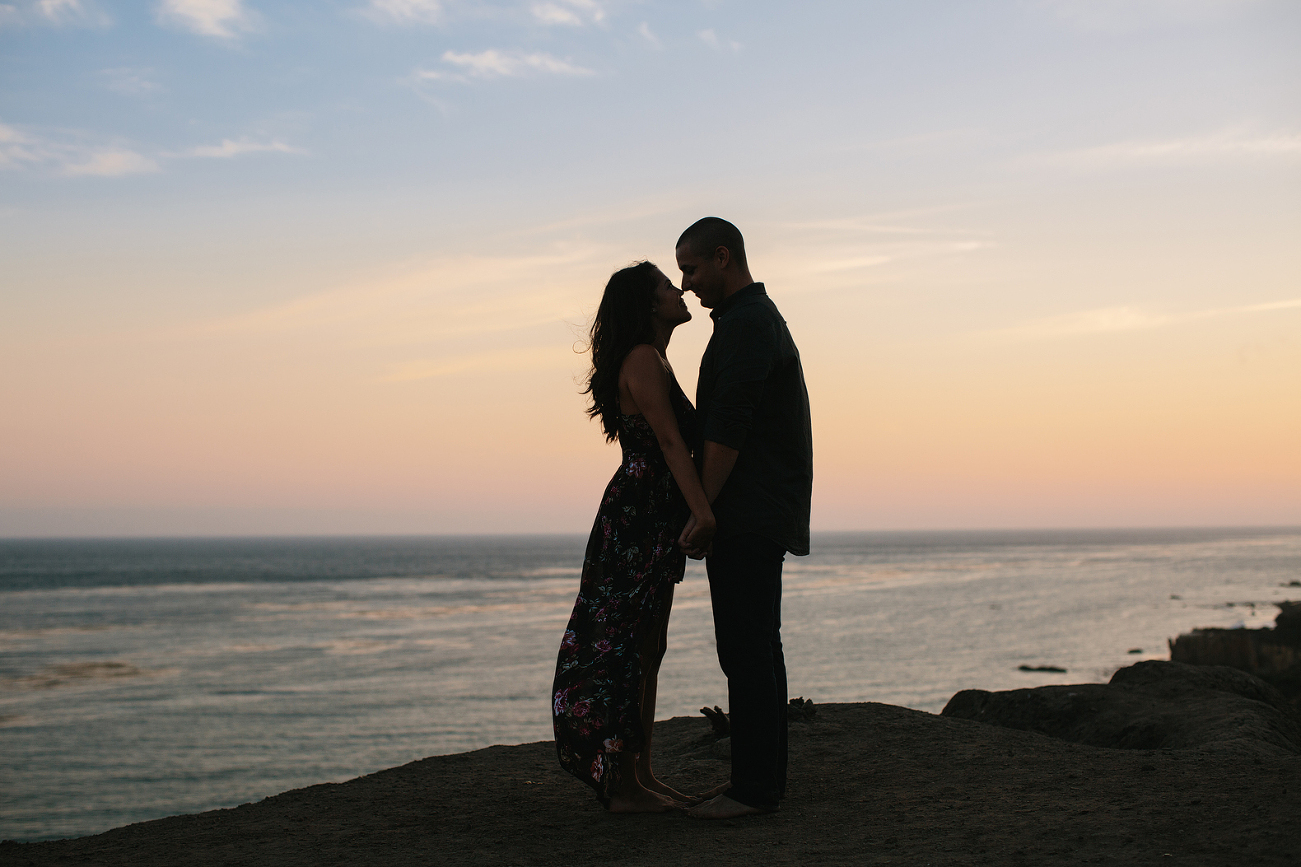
[678,513,715,559]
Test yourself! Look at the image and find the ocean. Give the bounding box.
[2,528,1298,841]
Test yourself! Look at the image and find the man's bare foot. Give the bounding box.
[691,782,731,802]
[686,794,776,819]
[606,787,679,814]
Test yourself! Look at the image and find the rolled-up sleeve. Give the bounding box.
[702,315,780,450]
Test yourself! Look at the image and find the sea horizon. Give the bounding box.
[5,526,1299,840]
[5,523,1299,540]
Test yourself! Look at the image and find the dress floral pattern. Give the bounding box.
[552,373,697,805]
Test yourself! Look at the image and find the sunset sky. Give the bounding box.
[2,0,1298,536]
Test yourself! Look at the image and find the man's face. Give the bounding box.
[676,243,726,309]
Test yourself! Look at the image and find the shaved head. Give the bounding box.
[675,217,747,268]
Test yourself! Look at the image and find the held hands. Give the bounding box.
[677,511,716,560]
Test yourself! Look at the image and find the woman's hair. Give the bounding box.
[583,261,660,441]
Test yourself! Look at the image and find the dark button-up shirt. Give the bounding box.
[696,283,813,556]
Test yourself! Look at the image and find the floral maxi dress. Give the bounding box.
[552,376,697,805]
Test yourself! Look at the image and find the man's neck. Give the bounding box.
[717,268,756,303]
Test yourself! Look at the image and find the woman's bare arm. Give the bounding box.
[620,345,715,551]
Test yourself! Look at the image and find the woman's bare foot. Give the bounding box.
[607,786,679,814]
[638,774,688,802]
[686,794,777,819]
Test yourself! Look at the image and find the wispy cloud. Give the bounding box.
[177,138,308,158]
[0,122,159,177]
[809,255,895,274]
[37,0,97,23]
[62,149,161,177]
[807,242,988,275]
[98,67,163,96]
[780,211,977,236]
[0,120,303,176]
[0,0,110,27]
[1045,131,1301,168]
[697,28,740,52]
[994,298,1301,340]
[156,0,257,39]
[185,245,599,382]
[199,247,607,350]
[637,21,660,48]
[0,122,42,169]
[1033,0,1267,32]
[531,0,603,26]
[754,210,994,290]
[416,48,593,82]
[362,0,443,25]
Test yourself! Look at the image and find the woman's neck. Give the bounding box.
[650,320,673,354]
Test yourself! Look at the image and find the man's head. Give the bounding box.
[675,217,752,309]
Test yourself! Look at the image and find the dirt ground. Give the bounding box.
[4,702,1299,867]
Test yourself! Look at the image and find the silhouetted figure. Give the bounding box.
[552,261,715,813]
[675,218,814,819]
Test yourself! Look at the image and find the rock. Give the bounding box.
[1275,601,1301,634]
[1018,665,1066,673]
[11,702,1301,867]
[789,696,817,721]
[941,660,1301,757]
[1168,601,1301,706]
[700,705,729,737]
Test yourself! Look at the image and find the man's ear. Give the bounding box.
[714,245,731,270]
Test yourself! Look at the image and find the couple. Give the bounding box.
[551,217,813,818]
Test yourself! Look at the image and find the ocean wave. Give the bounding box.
[1,581,265,600]
[0,624,119,642]
[321,639,394,655]
[0,661,170,690]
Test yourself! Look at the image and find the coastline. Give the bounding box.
[5,532,1299,857]
[6,698,1299,867]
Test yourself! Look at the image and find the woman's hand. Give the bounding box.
[678,511,715,560]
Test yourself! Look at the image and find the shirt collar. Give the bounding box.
[709,282,766,321]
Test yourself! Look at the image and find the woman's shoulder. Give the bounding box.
[620,343,667,374]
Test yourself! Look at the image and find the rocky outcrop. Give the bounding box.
[941,660,1301,757]
[1169,601,1301,706]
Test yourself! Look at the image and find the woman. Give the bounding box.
[552,261,716,813]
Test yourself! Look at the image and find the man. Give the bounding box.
[675,217,813,819]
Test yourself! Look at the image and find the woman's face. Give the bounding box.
[651,268,691,326]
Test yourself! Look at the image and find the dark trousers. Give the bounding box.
[706,532,787,809]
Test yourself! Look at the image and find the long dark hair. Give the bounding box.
[583,261,659,441]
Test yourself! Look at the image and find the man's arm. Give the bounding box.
[700,440,739,504]
[679,440,739,557]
